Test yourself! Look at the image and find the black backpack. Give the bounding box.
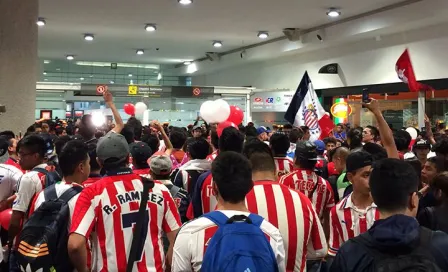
[17,184,82,272]
[351,227,442,272]
[33,168,61,188]
[171,169,204,194]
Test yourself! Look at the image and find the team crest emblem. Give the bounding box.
[302,104,319,131]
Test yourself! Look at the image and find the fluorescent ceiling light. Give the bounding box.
[75,61,159,70]
[178,0,193,5]
[183,61,192,65]
[43,60,51,64]
[213,41,223,48]
[84,34,94,41]
[80,77,85,80]
[43,71,47,75]
[37,17,46,26]
[145,24,157,32]
[257,31,269,39]
[66,55,74,60]
[327,8,341,17]
[136,49,144,55]
[128,74,133,77]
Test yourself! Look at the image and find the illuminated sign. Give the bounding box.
[331,101,352,119]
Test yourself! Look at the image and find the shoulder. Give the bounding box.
[259,219,283,243]
[178,216,216,235]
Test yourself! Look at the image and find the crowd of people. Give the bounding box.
[1,91,448,272]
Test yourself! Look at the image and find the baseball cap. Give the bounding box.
[295,141,318,161]
[150,155,173,175]
[314,140,325,153]
[39,133,55,155]
[346,151,373,172]
[96,131,129,163]
[257,127,268,135]
[413,139,431,149]
[130,142,152,166]
[193,125,202,131]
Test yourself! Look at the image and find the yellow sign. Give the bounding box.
[331,102,352,119]
[128,85,138,95]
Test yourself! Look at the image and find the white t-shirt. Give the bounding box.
[172,210,286,272]
[13,164,47,213]
[0,164,23,201]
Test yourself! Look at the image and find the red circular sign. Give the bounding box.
[96,85,107,94]
[193,88,201,96]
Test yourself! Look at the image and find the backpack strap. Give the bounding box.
[126,176,154,272]
[58,186,83,203]
[169,185,181,198]
[203,211,231,226]
[247,213,264,227]
[33,167,49,175]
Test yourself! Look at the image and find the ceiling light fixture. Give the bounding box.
[128,73,133,77]
[178,0,193,5]
[145,24,157,32]
[212,41,223,48]
[110,80,115,84]
[326,8,341,18]
[257,31,269,39]
[44,79,48,81]
[157,72,162,80]
[43,71,47,75]
[80,77,85,80]
[36,17,46,27]
[136,49,144,55]
[84,34,94,41]
[183,61,192,65]
[43,60,50,64]
[66,55,74,60]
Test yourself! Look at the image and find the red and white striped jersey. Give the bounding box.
[70,171,182,272]
[198,173,217,216]
[245,181,327,272]
[279,169,335,219]
[206,150,218,162]
[274,157,294,177]
[172,210,286,272]
[328,193,379,256]
[12,163,48,213]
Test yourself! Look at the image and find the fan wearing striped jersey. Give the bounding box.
[270,133,294,177]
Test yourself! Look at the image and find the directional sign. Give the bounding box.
[128,85,138,95]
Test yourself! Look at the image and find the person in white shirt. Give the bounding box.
[172,151,286,272]
[0,164,22,212]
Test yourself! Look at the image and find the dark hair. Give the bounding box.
[347,128,363,150]
[58,140,89,176]
[370,158,419,212]
[126,117,143,141]
[366,125,380,141]
[269,133,290,156]
[433,172,448,198]
[433,138,448,156]
[210,130,219,150]
[289,129,303,143]
[427,156,448,173]
[323,137,337,146]
[0,131,15,141]
[55,127,66,136]
[212,151,253,204]
[142,134,160,152]
[243,139,276,173]
[169,129,187,149]
[87,143,101,171]
[17,135,46,158]
[300,126,310,134]
[238,124,246,134]
[120,125,135,144]
[54,135,72,155]
[393,130,411,152]
[283,124,293,130]
[187,138,210,160]
[245,126,258,138]
[405,159,422,187]
[363,142,387,161]
[219,127,244,153]
[78,115,95,140]
[336,123,344,128]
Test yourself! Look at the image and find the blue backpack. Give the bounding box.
[201,211,279,272]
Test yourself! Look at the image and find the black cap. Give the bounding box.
[346,151,373,172]
[130,142,153,166]
[413,139,431,149]
[295,141,318,161]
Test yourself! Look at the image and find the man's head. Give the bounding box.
[211,151,253,204]
[362,126,379,143]
[169,129,187,149]
[283,124,293,134]
[243,139,275,176]
[126,117,143,141]
[54,135,72,155]
[288,129,303,144]
[219,127,244,153]
[149,155,172,180]
[347,128,363,150]
[346,151,373,197]
[269,133,290,157]
[78,115,96,140]
[323,137,337,152]
[87,144,101,173]
[142,134,160,153]
[413,139,431,162]
[17,135,47,170]
[421,156,442,184]
[96,132,130,171]
[393,130,412,152]
[120,125,135,144]
[257,127,269,141]
[294,141,318,170]
[130,142,152,169]
[432,138,448,159]
[370,158,420,217]
[300,126,310,140]
[187,138,210,160]
[0,131,17,156]
[192,126,202,138]
[332,147,350,173]
[58,140,90,183]
[336,123,344,133]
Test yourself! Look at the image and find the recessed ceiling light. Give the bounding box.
[136,49,144,55]
[66,55,74,60]
[327,8,341,17]
[36,17,46,27]
[110,80,115,84]
[178,0,193,5]
[43,71,47,75]
[80,77,85,80]
[128,73,133,77]
[56,68,61,71]
[84,34,94,41]
[145,24,157,32]
[257,31,269,39]
[44,78,48,81]
[183,61,192,65]
[43,60,50,64]
[212,41,223,48]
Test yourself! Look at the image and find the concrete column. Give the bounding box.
[0,0,38,135]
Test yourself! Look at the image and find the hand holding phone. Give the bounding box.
[362,88,370,103]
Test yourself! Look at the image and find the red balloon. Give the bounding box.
[227,105,244,125]
[217,121,237,137]
[0,209,12,230]
[123,103,135,115]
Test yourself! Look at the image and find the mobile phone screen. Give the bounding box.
[362,88,370,103]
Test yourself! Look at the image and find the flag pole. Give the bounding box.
[418,90,425,130]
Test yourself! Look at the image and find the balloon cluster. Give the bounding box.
[123,102,148,116]
[200,99,245,137]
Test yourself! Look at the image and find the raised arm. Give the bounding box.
[103,90,124,133]
[425,114,436,145]
[364,99,399,159]
[152,120,173,155]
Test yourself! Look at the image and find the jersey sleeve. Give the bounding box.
[70,186,97,237]
[328,206,341,256]
[265,223,286,272]
[325,180,335,209]
[13,175,37,212]
[172,226,193,272]
[28,191,44,217]
[10,169,22,194]
[306,201,328,259]
[162,191,181,233]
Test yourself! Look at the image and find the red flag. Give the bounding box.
[318,113,335,140]
[396,49,430,92]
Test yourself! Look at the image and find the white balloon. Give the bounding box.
[405,127,418,140]
[213,99,231,123]
[200,101,216,123]
[135,102,148,115]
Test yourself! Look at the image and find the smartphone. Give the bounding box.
[362,88,370,103]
